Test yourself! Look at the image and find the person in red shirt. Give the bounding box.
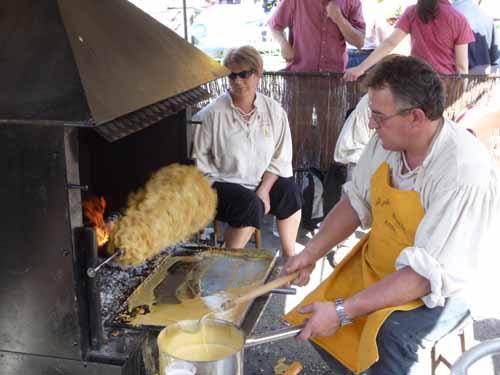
[268,0,366,72]
[344,0,475,80]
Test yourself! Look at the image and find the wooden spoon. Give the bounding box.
[222,265,314,311]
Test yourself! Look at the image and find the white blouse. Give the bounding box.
[192,92,293,189]
[344,119,500,318]
[334,94,375,165]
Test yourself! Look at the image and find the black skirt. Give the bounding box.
[213,177,302,229]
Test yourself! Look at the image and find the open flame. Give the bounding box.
[83,196,110,247]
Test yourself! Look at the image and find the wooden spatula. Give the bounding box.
[222,265,314,311]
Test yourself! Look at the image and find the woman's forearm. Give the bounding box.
[258,171,279,193]
[356,29,405,73]
[455,44,469,74]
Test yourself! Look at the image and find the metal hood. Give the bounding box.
[0,0,228,141]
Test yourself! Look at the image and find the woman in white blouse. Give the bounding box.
[192,46,302,256]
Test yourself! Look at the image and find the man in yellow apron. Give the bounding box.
[284,56,500,374]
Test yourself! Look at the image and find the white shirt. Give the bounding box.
[344,119,500,318]
[361,0,393,50]
[334,94,375,165]
[192,91,294,189]
[347,0,393,51]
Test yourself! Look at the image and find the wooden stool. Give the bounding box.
[431,322,474,375]
[213,220,261,248]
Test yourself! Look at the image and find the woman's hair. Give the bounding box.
[222,46,263,75]
[417,0,439,23]
[363,55,445,121]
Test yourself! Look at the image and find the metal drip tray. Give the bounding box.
[112,248,277,330]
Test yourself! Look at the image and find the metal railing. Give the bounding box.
[451,338,500,375]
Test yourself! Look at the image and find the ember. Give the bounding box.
[83,196,111,247]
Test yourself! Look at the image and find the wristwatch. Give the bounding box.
[335,298,353,326]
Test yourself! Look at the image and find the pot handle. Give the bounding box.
[245,323,306,348]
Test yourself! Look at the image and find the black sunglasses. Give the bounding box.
[228,70,255,80]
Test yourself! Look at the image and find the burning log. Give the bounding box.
[108,163,217,266]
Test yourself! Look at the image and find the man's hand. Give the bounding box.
[343,65,365,81]
[280,250,316,286]
[256,188,271,214]
[297,301,340,340]
[270,29,295,63]
[326,1,343,24]
[281,43,295,63]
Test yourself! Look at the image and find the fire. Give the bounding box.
[83,196,110,247]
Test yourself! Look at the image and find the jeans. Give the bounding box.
[347,50,374,69]
[312,297,471,375]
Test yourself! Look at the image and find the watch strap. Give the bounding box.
[335,298,353,326]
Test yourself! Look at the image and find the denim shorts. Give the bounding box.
[312,296,471,375]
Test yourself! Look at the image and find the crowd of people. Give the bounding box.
[267,0,498,75]
[190,1,500,373]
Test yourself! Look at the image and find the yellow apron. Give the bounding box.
[285,162,425,373]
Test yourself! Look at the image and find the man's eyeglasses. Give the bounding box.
[368,107,417,126]
[228,70,255,80]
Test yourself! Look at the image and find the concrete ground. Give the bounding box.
[243,216,500,374]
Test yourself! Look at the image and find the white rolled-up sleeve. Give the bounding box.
[396,183,500,308]
[334,94,375,165]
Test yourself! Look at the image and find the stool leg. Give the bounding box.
[213,220,220,246]
[431,346,438,375]
[254,228,262,248]
[460,331,466,353]
[430,327,471,375]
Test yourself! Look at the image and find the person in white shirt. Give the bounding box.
[452,0,499,74]
[192,46,302,256]
[281,55,500,374]
[346,0,392,68]
[334,93,374,180]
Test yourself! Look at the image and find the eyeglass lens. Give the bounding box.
[228,70,253,80]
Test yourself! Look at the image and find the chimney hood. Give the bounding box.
[0,0,229,141]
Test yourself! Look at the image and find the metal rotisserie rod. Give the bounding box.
[87,248,124,278]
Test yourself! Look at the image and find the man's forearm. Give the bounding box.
[345,267,431,319]
[270,28,290,50]
[335,17,364,49]
[304,195,360,260]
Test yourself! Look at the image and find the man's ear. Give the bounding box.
[409,108,427,128]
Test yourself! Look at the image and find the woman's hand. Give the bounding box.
[343,66,365,82]
[256,189,271,214]
[280,250,316,286]
[296,301,340,340]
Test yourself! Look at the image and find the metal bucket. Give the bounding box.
[157,318,303,375]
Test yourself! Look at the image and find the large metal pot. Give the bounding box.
[157,318,304,375]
